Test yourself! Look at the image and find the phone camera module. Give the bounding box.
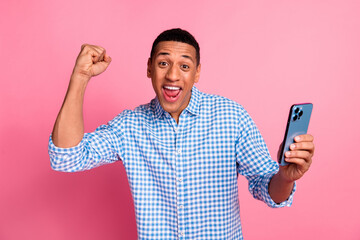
[299,110,303,117]
[293,115,298,121]
[294,108,299,114]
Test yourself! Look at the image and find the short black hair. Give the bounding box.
[150,28,200,66]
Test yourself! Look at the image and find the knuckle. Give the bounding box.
[81,44,89,50]
[99,48,106,55]
[310,142,315,150]
[305,154,313,163]
[305,134,314,142]
[93,45,104,52]
[309,134,314,141]
[81,45,93,54]
[289,151,298,157]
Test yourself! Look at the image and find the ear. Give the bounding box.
[147,58,152,78]
[194,63,201,83]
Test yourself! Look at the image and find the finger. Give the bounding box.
[103,53,112,63]
[92,45,105,52]
[97,51,106,62]
[284,157,310,171]
[81,44,100,55]
[80,45,105,62]
[92,46,106,61]
[289,142,315,154]
[90,58,111,76]
[90,50,105,63]
[294,134,314,142]
[81,43,88,51]
[93,51,109,66]
[285,150,312,162]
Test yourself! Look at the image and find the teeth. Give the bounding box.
[164,86,180,90]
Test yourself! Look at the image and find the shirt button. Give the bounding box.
[179,231,185,237]
[177,149,181,154]
[178,177,183,182]
[179,205,183,209]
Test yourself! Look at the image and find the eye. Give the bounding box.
[181,64,190,69]
[159,61,168,67]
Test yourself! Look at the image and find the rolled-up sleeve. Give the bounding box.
[48,112,127,172]
[235,110,295,208]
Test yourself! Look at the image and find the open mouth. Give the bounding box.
[162,85,182,103]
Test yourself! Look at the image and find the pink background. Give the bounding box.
[1,0,359,239]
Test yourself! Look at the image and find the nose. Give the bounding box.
[165,64,180,82]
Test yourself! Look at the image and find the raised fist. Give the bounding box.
[72,44,112,81]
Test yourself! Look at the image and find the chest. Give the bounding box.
[125,112,238,179]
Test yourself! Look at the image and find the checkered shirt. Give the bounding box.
[48,86,295,240]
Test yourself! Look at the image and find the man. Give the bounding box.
[49,28,314,239]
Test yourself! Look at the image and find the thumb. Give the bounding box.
[103,53,112,63]
[91,55,112,76]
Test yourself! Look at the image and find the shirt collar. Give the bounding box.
[153,86,201,119]
[186,86,201,116]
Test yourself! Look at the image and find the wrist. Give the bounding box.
[69,74,90,92]
[277,169,295,184]
[70,71,90,83]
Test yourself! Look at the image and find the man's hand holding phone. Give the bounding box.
[277,103,315,182]
[278,134,315,182]
[269,104,315,203]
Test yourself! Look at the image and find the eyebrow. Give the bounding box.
[156,52,194,63]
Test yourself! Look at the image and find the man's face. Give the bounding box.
[147,41,201,122]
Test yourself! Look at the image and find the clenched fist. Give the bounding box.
[71,44,112,82]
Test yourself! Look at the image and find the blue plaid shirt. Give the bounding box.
[49,86,295,239]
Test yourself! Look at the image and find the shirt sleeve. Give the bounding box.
[235,109,296,208]
[48,112,127,172]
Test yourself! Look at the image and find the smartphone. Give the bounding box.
[279,103,313,166]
